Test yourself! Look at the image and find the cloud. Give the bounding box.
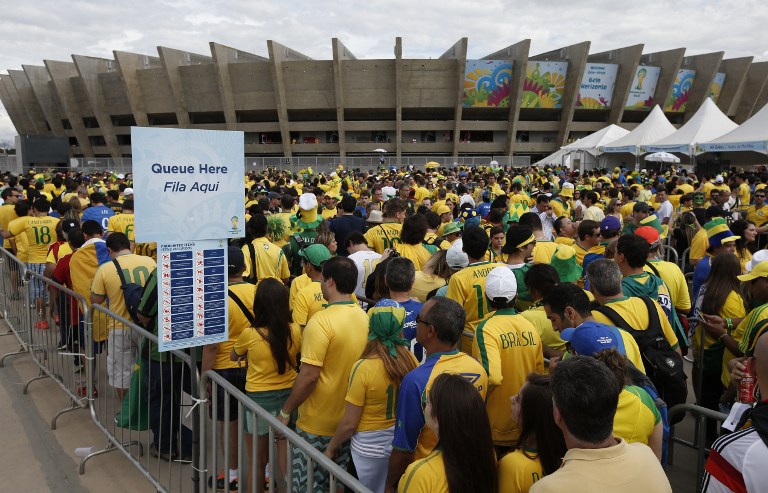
[0,0,766,140]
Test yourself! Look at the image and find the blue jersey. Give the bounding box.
[81,205,115,232]
[476,202,491,218]
[399,298,424,362]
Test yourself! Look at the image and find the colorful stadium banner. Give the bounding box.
[463,60,513,107]
[521,61,568,108]
[709,72,727,103]
[664,69,696,112]
[625,66,661,111]
[132,127,245,243]
[576,63,619,109]
[157,240,229,352]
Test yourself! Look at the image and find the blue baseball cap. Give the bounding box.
[560,322,626,356]
[600,215,621,233]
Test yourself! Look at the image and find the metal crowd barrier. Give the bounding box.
[0,247,31,366]
[201,370,373,493]
[83,303,201,493]
[23,269,91,428]
[667,404,727,492]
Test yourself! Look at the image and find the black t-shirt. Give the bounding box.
[329,214,367,256]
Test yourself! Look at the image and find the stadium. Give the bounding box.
[1,38,766,168]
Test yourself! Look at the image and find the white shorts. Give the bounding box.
[107,329,139,389]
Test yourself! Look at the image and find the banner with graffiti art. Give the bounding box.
[576,63,618,109]
[521,61,568,108]
[625,66,661,111]
[463,60,513,107]
[664,69,696,112]
[708,72,727,103]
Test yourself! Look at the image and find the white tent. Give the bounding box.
[644,98,738,154]
[698,102,768,154]
[600,105,677,155]
[534,148,570,166]
[563,124,630,156]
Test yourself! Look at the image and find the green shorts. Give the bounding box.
[245,388,293,436]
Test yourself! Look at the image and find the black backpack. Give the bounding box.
[595,296,688,411]
[113,258,145,325]
[244,243,258,284]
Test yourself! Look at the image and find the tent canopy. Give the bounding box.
[534,148,570,166]
[644,98,738,154]
[600,105,677,155]
[698,102,768,155]
[564,124,630,156]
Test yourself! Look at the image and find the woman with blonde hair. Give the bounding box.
[606,197,623,226]
[314,230,338,255]
[65,196,82,220]
[325,299,418,493]
[411,249,452,302]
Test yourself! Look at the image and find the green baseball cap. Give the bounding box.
[442,222,463,236]
[299,244,332,268]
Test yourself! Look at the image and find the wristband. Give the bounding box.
[279,409,291,419]
[718,332,728,341]
[726,318,733,332]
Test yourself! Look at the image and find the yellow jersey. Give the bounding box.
[233,322,301,392]
[532,240,558,264]
[90,253,156,329]
[689,228,708,263]
[241,237,290,282]
[298,301,369,436]
[292,281,325,327]
[107,213,135,241]
[592,297,679,350]
[9,215,59,263]
[473,308,544,445]
[288,273,312,310]
[521,305,566,352]
[498,448,543,493]
[395,243,432,271]
[399,450,448,493]
[46,241,72,265]
[746,205,768,226]
[614,385,661,446]
[217,282,257,370]
[645,260,691,313]
[364,222,403,253]
[346,355,418,432]
[0,203,18,248]
[134,242,158,261]
[554,236,575,246]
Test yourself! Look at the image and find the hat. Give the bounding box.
[549,245,582,283]
[704,217,740,248]
[227,246,245,275]
[116,173,125,179]
[633,202,651,213]
[367,210,383,223]
[485,266,518,303]
[436,204,452,215]
[746,249,768,273]
[560,182,574,198]
[293,193,322,230]
[367,299,409,356]
[446,240,469,269]
[269,191,282,200]
[502,225,535,255]
[635,225,661,246]
[639,215,665,238]
[122,187,134,196]
[715,175,724,184]
[739,260,768,282]
[561,322,626,356]
[298,244,332,268]
[442,222,462,236]
[459,195,475,208]
[600,216,621,233]
[61,218,80,234]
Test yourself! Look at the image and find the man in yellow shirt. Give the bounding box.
[364,199,406,253]
[107,199,135,249]
[291,244,334,327]
[241,214,289,284]
[90,233,156,398]
[277,257,369,492]
[0,187,20,249]
[202,247,251,490]
[638,226,691,315]
[473,267,544,448]
[746,189,768,232]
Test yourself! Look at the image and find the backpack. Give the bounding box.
[113,258,145,325]
[244,243,258,285]
[626,363,671,466]
[595,296,688,412]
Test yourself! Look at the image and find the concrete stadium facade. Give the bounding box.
[1,38,766,163]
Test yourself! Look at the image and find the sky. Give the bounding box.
[1,0,766,142]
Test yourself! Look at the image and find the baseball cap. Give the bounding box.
[122,187,134,196]
[269,191,282,200]
[61,218,80,234]
[739,259,768,282]
[227,246,245,275]
[715,175,724,184]
[442,222,462,236]
[367,210,383,223]
[446,240,469,269]
[560,322,626,357]
[298,244,332,268]
[600,216,621,233]
[635,225,660,245]
[746,249,768,273]
[485,266,517,303]
[436,204,452,215]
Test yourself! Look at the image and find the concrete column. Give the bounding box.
[8,70,49,135]
[0,76,29,135]
[640,48,685,110]
[332,38,357,161]
[23,65,66,136]
[157,47,212,128]
[113,51,161,127]
[482,40,530,157]
[587,44,644,125]
[72,55,123,160]
[1,74,35,135]
[395,38,403,162]
[734,61,768,123]
[681,52,724,122]
[440,38,468,158]
[210,43,267,131]
[267,41,313,160]
[44,60,95,156]
[716,57,753,117]
[531,41,591,147]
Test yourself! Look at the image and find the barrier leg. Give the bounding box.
[51,399,84,430]
[79,439,145,475]
[0,344,27,367]
[22,367,49,394]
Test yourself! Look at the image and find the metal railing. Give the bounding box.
[201,371,373,493]
[667,404,727,492]
[0,247,30,366]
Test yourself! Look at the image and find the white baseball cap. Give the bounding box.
[459,195,476,207]
[715,175,724,184]
[485,266,518,303]
[122,187,134,196]
[446,239,469,269]
[746,249,768,273]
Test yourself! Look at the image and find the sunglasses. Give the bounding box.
[416,315,433,326]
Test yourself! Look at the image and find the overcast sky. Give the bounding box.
[1,0,766,142]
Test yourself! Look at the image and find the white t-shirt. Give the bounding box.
[583,205,605,222]
[348,250,383,297]
[656,200,673,222]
